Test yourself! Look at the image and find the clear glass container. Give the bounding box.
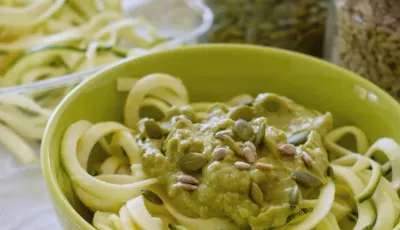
[204,0,328,57]
[326,0,400,99]
[0,0,213,169]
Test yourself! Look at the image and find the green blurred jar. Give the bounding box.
[205,0,329,57]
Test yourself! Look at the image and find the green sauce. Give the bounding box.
[138,93,332,229]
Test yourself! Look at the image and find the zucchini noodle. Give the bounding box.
[60,73,400,229]
[0,0,174,165]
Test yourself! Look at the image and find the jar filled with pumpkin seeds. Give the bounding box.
[205,0,329,57]
[326,0,400,99]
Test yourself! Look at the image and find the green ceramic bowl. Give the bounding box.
[41,44,400,229]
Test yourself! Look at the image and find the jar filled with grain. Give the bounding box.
[204,0,329,57]
[326,0,400,99]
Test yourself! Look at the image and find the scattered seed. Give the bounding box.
[235,161,251,170]
[179,152,208,173]
[215,129,233,139]
[255,162,273,171]
[278,144,297,156]
[178,174,199,185]
[233,119,254,141]
[176,182,198,191]
[292,170,322,188]
[141,189,163,205]
[229,105,255,121]
[302,151,314,167]
[216,133,242,155]
[288,131,310,146]
[173,117,192,125]
[144,119,163,139]
[289,185,300,208]
[242,147,256,163]
[243,141,256,152]
[250,182,264,206]
[212,147,227,160]
[254,122,266,146]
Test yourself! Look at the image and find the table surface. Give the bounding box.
[0,149,61,230]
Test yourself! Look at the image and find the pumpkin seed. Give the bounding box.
[233,119,254,141]
[144,119,163,139]
[291,170,322,188]
[178,174,199,185]
[289,185,300,208]
[169,224,189,230]
[179,152,208,172]
[141,189,163,205]
[176,182,198,191]
[229,105,254,121]
[216,132,242,155]
[254,121,266,146]
[279,144,297,156]
[212,147,227,160]
[288,131,310,146]
[250,182,264,206]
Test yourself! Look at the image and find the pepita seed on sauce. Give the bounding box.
[139,92,332,229]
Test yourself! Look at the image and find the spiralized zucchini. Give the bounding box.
[0,0,172,165]
[60,73,400,230]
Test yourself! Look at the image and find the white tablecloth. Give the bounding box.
[0,150,60,230]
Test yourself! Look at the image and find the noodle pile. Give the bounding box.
[61,73,400,230]
[0,0,168,164]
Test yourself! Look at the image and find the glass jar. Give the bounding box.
[204,0,329,57]
[326,0,400,99]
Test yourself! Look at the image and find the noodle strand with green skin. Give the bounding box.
[330,165,376,230]
[93,211,115,230]
[324,126,369,157]
[332,154,381,202]
[126,196,163,230]
[364,138,400,191]
[124,73,189,129]
[286,179,335,230]
[358,171,396,230]
[0,0,66,26]
[77,121,131,169]
[300,200,351,223]
[100,156,129,175]
[61,120,158,204]
[109,130,141,165]
[74,185,124,213]
[141,98,171,116]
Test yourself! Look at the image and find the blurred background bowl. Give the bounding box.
[0,0,213,170]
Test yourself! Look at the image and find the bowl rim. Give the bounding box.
[41,44,400,229]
